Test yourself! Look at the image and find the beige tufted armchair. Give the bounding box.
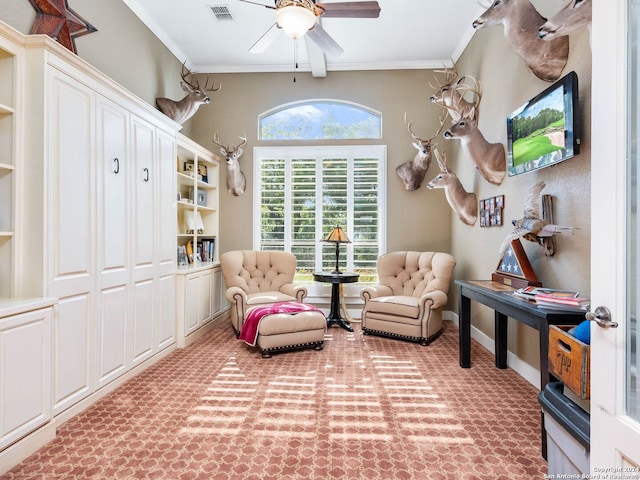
[360,251,456,345]
[220,250,308,335]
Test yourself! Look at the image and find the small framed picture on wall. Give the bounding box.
[480,194,504,228]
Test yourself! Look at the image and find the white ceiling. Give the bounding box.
[122,0,486,75]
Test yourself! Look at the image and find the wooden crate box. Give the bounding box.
[548,325,590,399]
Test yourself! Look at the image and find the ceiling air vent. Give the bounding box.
[209,5,233,21]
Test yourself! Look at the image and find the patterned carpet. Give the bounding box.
[1,320,547,479]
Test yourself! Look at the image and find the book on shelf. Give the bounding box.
[196,238,216,263]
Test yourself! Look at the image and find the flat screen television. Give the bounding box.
[506,71,580,176]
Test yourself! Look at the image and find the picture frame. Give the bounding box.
[177,245,188,266]
[184,160,195,174]
[188,188,207,207]
[197,164,208,183]
[480,194,504,228]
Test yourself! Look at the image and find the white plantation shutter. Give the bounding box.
[254,146,386,281]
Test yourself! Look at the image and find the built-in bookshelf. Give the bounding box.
[176,133,220,269]
[0,24,23,298]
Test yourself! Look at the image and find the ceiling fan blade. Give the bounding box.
[306,23,344,57]
[249,23,281,53]
[237,0,276,9]
[316,1,381,18]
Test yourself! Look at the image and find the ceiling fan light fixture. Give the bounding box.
[275,0,317,39]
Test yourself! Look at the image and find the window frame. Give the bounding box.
[253,145,387,281]
[258,99,383,141]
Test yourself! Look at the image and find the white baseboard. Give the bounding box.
[0,421,56,475]
[446,311,540,390]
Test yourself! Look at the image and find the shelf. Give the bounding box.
[196,179,216,190]
[0,103,14,114]
[195,205,216,213]
[177,171,193,186]
[0,231,13,237]
[0,162,14,171]
[176,261,220,274]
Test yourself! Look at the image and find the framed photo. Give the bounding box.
[184,161,195,174]
[177,245,188,266]
[198,164,208,183]
[189,188,207,207]
[480,194,504,228]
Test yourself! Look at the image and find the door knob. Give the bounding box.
[586,306,619,329]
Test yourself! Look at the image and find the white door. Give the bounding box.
[591,0,640,472]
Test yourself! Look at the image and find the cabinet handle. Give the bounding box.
[143,167,149,182]
[113,157,120,174]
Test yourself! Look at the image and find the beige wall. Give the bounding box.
[0,0,192,135]
[1,0,592,372]
[189,69,453,259]
[451,0,592,369]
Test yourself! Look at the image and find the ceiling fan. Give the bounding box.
[238,0,381,56]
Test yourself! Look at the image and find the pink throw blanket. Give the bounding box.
[239,302,324,347]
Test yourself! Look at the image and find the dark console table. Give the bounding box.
[313,272,359,332]
[456,280,586,390]
[456,280,587,459]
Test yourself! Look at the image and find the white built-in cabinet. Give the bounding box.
[175,135,227,347]
[0,20,228,474]
[0,22,22,298]
[19,35,178,416]
[0,24,58,468]
[0,299,55,453]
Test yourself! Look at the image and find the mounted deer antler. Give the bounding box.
[442,111,506,186]
[395,112,446,191]
[213,132,247,197]
[430,74,482,124]
[425,148,477,226]
[156,61,221,125]
[538,0,592,41]
[473,0,569,82]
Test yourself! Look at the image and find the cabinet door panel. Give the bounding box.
[48,71,94,295]
[54,294,92,414]
[96,285,127,387]
[132,279,153,365]
[157,273,175,350]
[185,274,200,335]
[97,98,129,285]
[156,129,176,269]
[131,117,155,273]
[0,308,52,449]
[199,271,213,324]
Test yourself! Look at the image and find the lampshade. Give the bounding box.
[322,225,351,244]
[275,1,317,39]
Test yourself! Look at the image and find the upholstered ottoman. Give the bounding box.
[239,302,327,358]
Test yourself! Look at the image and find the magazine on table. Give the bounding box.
[512,286,580,301]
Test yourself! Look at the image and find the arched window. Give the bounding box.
[259,100,382,140]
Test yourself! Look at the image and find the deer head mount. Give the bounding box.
[212,132,247,197]
[429,67,482,124]
[156,62,221,125]
[538,0,592,41]
[395,113,446,191]
[473,0,570,82]
[425,148,478,226]
[443,112,506,186]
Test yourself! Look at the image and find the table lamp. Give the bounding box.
[322,225,351,274]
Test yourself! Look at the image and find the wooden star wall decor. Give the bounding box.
[29,0,97,54]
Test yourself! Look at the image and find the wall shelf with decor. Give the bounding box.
[176,133,220,268]
[175,133,228,348]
